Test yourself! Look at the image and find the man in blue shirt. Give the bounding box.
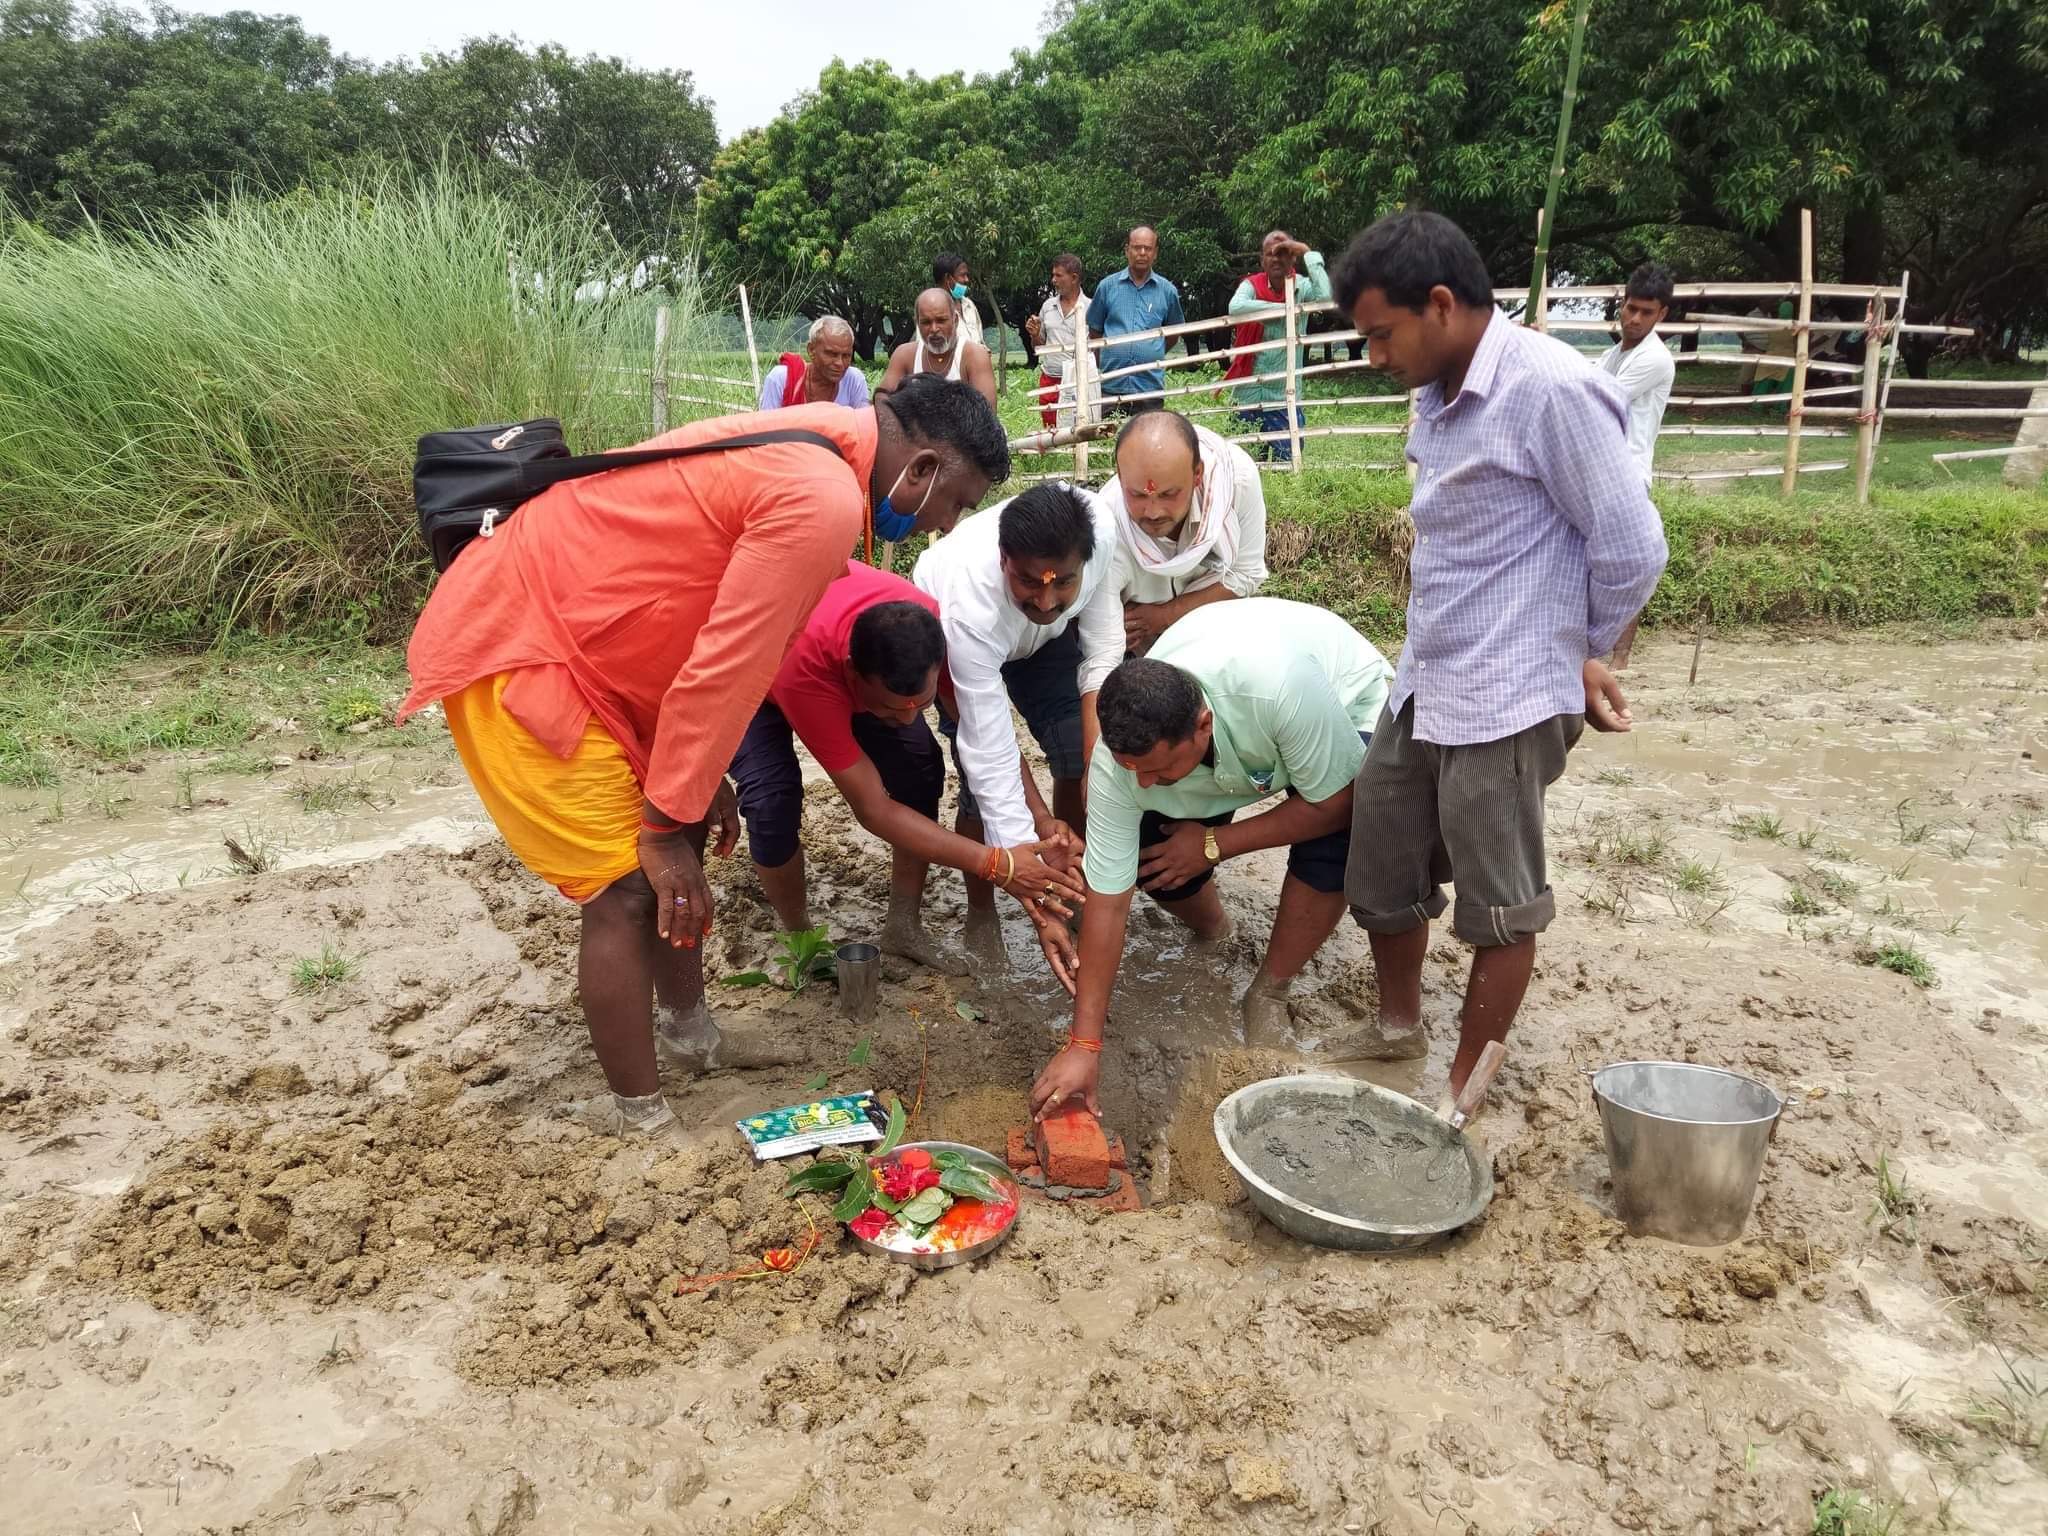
[1086,226,1190,416]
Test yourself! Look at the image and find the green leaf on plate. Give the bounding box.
[875,1097,908,1158]
[931,1150,968,1171]
[830,1165,876,1224]
[939,1165,1004,1203]
[898,1187,951,1226]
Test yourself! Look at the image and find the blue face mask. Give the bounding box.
[951,283,969,300]
[876,460,941,540]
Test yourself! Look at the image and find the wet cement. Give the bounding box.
[1236,1092,1473,1226]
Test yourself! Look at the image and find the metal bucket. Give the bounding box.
[1591,1061,1785,1246]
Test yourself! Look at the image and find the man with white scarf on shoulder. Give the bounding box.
[1102,411,1269,656]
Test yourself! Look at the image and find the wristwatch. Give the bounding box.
[1202,829,1222,865]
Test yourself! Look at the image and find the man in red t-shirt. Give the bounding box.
[729,562,1085,971]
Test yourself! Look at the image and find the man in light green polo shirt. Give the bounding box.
[1027,598,1392,1119]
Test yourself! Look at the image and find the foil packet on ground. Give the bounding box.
[736,1091,886,1160]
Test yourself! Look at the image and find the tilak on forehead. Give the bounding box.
[1144,477,1158,492]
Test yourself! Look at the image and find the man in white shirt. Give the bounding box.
[1101,410,1268,655]
[1025,253,1091,429]
[1597,261,1676,668]
[913,484,1124,968]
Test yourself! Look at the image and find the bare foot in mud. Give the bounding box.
[881,918,970,976]
[1313,1018,1429,1062]
[963,907,1007,967]
[654,1001,723,1071]
[1240,977,1293,1045]
[655,1003,803,1073]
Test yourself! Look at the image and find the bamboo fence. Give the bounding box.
[624,262,2030,502]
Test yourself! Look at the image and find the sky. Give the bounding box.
[178,0,1053,138]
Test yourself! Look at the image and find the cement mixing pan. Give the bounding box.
[1213,1073,1493,1252]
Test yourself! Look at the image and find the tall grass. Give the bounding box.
[0,169,676,653]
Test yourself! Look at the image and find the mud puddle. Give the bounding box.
[3,629,2046,1534]
[0,750,489,961]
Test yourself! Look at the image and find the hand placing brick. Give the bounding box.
[1034,1104,1111,1190]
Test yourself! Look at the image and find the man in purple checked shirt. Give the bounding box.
[1331,211,1668,1098]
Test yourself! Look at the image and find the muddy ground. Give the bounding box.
[2,630,2045,1535]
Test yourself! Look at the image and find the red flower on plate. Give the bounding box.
[847,1207,891,1242]
[878,1162,920,1203]
[909,1167,942,1195]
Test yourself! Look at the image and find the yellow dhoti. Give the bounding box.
[441,671,642,903]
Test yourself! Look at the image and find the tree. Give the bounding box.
[349,37,718,266]
[695,60,949,357]
[841,145,1054,375]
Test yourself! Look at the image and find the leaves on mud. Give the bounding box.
[954,1001,983,1023]
[720,970,771,989]
[783,1159,856,1194]
[830,1164,876,1224]
[875,1098,908,1158]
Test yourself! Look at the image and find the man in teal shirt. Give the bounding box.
[1086,225,1189,416]
[1027,598,1392,1119]
[1225,232,1331,463]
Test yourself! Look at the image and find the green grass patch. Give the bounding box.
[291,945,359,993]
[1858,939,1938,988]
[1810,1486,1901,1536]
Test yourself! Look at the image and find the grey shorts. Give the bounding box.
[1344,699,1584,947]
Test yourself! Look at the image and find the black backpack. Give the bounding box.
[412,418,844,573]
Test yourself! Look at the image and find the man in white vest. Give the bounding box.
[881,288,997,406]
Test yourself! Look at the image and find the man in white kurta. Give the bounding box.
[1101,411,1269,658]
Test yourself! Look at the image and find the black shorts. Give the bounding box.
[729,702,943,867]
[1136,729,1370,903]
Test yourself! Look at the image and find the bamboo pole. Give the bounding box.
[650,304,671,434]
[1807,406,2048,420]
[1871,269,1909,466]
[1779,209,1814,496]
[1283,272,1304,469]
[1073,337,1093,480]
[1532,211,1550,330]
[1852,291,1885,503]
[738,284,761,393]
[1527,0,1593,323]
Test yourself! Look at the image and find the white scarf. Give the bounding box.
[1109,422,1240,581]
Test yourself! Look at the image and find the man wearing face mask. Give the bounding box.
[912,483,1125,977]
[1102,410,1268,657]
[728,563,1087,975]
[1028,599,1392,1119]
[880,288,998,407]
[932,251,985,352]
[397,375,1008,1141]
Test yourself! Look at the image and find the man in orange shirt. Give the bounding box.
[399,377,1009,1140]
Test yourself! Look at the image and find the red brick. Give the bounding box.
[1004,1126,1038,1173]
[1034,1106,1111,1190]
[1105,1133,1127,1171]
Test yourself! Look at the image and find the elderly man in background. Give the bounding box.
[1103,410,1267,656]
[881,288,998,407]
[1087,225,1189,417]
[758,315,871,411]
[1028,598,1394,1118]
[1223,232,1331,463]
[397,377,1010,1141]
[1026,253,1091,429]
[933,251,985,352]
